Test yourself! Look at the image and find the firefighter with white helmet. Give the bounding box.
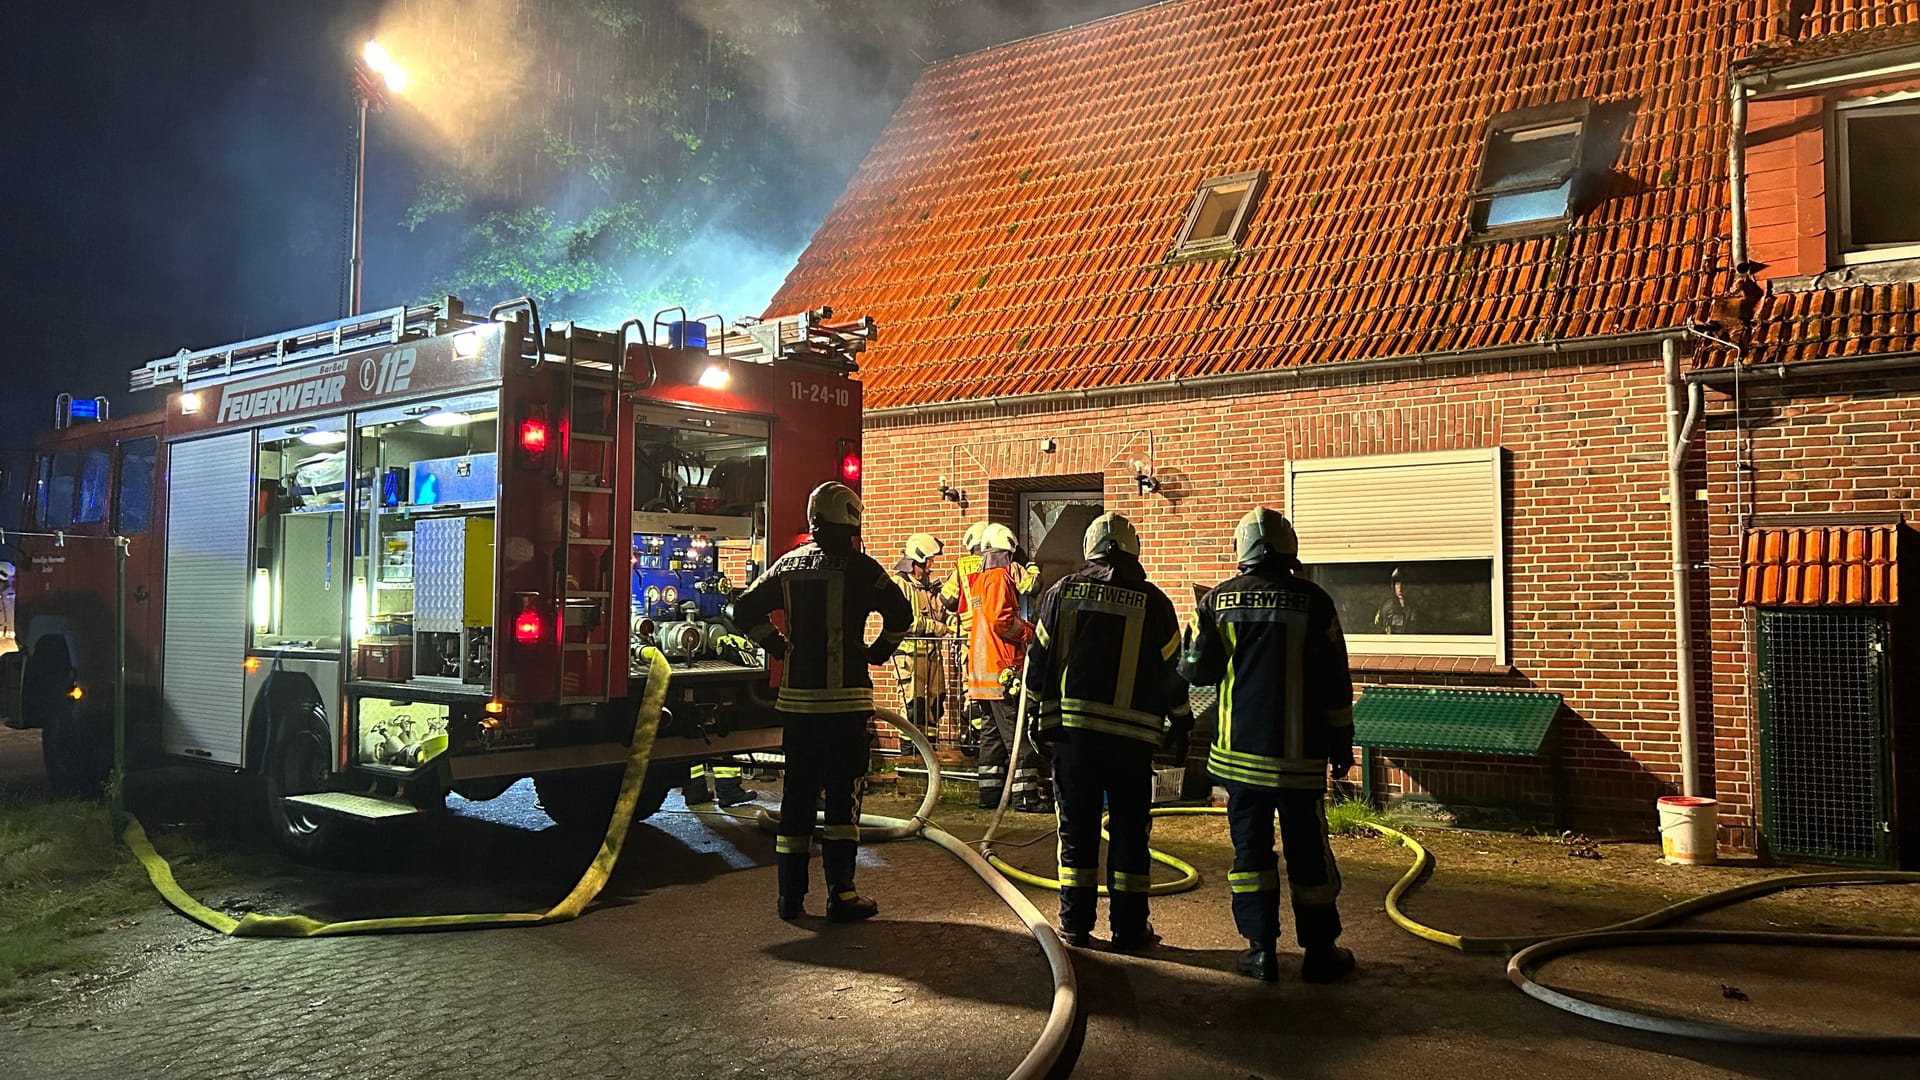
[890,532,950,735]
[1024,512,1187,950]
[964,521,1048,812]
[1180,507,1356,983]
[731,481,913,923]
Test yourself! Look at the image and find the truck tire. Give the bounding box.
[533,765,678,831]
[24,648,105,798]
[261,700,341,861]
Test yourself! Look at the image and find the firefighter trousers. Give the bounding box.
[1052,731,1155,939]
[776,713,872,902]
[1224,781,1343,949]
[685,763,747,804]
[974,697,1045,809]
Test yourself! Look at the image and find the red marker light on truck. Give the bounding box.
[837,439,862,485]
[519,416,549,454]
[513,601,545,645]
[514,404,551,470]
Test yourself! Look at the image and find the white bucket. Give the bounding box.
[1657,795,1718,865]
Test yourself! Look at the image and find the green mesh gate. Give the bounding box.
[1756,609,1894,867]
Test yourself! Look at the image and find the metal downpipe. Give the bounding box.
[1665,338,1706,797]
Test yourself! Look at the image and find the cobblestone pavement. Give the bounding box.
[3,759,1918,1080]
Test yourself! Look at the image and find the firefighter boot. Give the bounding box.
[776,837,810,920]
[1110,921,1161,954]
[1236,942,1279,982]
[1301,946,1356,984]
[827,891,880,922]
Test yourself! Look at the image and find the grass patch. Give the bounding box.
[0,792,160,1006]
[1325,798,1392,837]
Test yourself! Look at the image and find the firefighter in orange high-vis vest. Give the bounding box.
[967,524,1048,812]
[731,482,912,924]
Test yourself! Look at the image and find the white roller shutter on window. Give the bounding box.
[1288,449,1500,563]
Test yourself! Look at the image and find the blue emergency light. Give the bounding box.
[666,320,707,350]
[54,393,108,429]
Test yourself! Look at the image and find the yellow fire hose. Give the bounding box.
[122,648,671,936]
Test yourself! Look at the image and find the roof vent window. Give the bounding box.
[1171,169,1265,259]
[1471,103,1590,235]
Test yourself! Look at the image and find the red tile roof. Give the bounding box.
[768,0,1920,409]
[1740,523,1901,606]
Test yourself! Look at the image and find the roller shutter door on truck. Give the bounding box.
[161,432,252,765]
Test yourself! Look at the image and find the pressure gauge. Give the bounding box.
[662,585,680,607]
[644,585,662,610]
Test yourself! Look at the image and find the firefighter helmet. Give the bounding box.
[807,482,864,530]
[962,522,989,553]
[1234,507,1298,565]
[903,532,944,564]
[981,523,1018,553]
[1082,512,1141,560]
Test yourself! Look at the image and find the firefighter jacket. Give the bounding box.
[890,568,948,655]
[733,539,913,715]
[944,552,1040,636]
[1025,554,1187,746]
[1179,561,1355,790]
[965,564,1029,701]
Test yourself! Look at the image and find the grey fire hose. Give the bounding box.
[749,706,1077,1080]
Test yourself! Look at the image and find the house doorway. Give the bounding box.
[1017,488,1104,609]
[1757,608,1895,866]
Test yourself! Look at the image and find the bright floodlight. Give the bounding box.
[363,40,409,93]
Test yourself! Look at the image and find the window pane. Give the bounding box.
[1844,109,1920,249]
[1306,559,1494,637]
[1482,181,1572,228]
[77,449,110,524]
[1484,121,1580,191]
[1190,182,1251,242]
[44,451,79,529]
[115,437,159,535]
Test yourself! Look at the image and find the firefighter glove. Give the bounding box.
[1162,729,1190,764]
[1329,747,1355,779]
[760,633,789,662]
[997,667,1021,694]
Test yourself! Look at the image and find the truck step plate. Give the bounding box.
[283,792,425,820]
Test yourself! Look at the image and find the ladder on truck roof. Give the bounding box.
[713,307,876,369]
[129,302,465,392]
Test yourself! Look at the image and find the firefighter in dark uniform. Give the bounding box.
[1180,507,1357,983]
[1025,513,1189,951]
[731,482,912,923]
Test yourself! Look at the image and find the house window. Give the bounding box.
[1170,170,1264,258]
[1835,99,1920,264]
[1471,103,1589,234]
[1286,448,1505,661]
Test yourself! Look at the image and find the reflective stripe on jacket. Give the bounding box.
[733,540,913,715]
[1025,556,1185,745]
[1178,563,1353,789]
[965,565,1028,700]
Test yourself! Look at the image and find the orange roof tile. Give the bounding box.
[768,0,1920,409]
[1740,523,1902,607]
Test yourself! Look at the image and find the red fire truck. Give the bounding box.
[2,296,871,856]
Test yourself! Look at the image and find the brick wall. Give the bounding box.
[861,347,1706,834]
[1694,367,1920,856]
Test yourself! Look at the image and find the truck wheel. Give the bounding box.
[26,651,104,798]
[262,701,340,861]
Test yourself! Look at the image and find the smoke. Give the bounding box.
[355,0,1157,325]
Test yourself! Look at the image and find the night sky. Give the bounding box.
[0,1,1148,529]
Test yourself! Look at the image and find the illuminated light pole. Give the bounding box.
[350,41,408,316]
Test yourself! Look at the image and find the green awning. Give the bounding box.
[1351,687,1563,755]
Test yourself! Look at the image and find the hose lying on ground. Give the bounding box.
[746,706,1077,1080]
[123,647,673,936]
[978,666,1202,896]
